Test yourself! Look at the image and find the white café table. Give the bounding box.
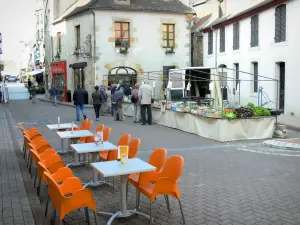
[47,123,78,131]
[47,123,79,154]
[70,142,117,187]
[56,130,93,154]
[91,158,156,225]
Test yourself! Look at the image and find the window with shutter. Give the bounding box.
[220,27,225,52]
[251,15,259,47]
[275,4,286,43]
[208,31,213,55]
[233,22,240,50]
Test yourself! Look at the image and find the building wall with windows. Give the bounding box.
[51,10,191,100]
[202,0,300,118]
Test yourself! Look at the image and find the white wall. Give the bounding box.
[51,10,190,101]
[53,13,93,93]
[94,11,190,88]
[203,1,300,118]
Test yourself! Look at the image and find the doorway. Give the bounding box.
[278,62,285,111]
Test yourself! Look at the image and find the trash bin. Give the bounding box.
[66,90,71,102]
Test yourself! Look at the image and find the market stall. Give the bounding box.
[122,101,276,142]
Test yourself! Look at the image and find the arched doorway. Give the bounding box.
[107,66,137,87]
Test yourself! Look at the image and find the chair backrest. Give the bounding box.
[85,135,95,143]
[117,133,131,146]
[128,138,141,158]
[96,124,104,132]
[149,148,167,172]
[44,172,64,209]
[19,124,25,132]
[87,120,94,131]
[159,155,184,182]
[103,128,111,141]
[79,119,88,130]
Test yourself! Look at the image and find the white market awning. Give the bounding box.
[26,69,45,76]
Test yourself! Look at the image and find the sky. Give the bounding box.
[0,0,37,74]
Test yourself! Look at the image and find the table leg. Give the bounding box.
[57,139,73,155]
[83,153,113,188]
[98,174,152,224]
[120,175,130,217]
[67,152,86,167]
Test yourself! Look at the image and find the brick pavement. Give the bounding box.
[3,100,300,225]
[0,104,35,225]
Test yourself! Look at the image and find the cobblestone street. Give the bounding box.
[2,100,300,225]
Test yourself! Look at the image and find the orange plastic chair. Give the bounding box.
[71,119,88,132]
[44,172,98,224]
[99,133,131,161]
[138,155,185,225]
[37,162,75,204]
[95,124,104,132]
[128,138,141,159]
[23,132,42,159]
[127,148,167,206]
[103,127,111,142]
[79,120,94,143]
[27,140,52,171]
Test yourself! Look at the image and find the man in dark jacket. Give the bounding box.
[92,86,101,121]
[73,85,87,121]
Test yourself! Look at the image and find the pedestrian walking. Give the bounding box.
[139,80,153,125]
[73,85,87,121]
[100,85,108,116]
[106,86,112,114]
[131,83,140,123]
[111,84,117,117]
[112,84,125,121]
[30,83,38,104]
[92,86,101,121]
[50,84,58,107]
[28,79,32,99]
[0,86,2,103]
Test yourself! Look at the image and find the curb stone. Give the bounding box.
[39,98,94,108]
[263,139,300,150]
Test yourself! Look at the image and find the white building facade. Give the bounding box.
[201,0,299,118]
[44,0,194,101]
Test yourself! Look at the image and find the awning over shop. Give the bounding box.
[69,62,87,69]
[26,69,45,76]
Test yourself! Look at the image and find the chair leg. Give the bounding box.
[136,190,140,211]
[85,207,91,225]
[149,201,153,225]
[34,170,38,188]
[45,196,49,217]
[52,209,57,222]
[178,199,185,224]
[164,195,171,212]
[94,211,98,225]
[113,177,115,193]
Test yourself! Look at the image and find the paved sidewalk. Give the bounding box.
[3,100,300,225]
[0,104,35,225]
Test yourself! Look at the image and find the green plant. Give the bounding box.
[165,48,175,55]
[247,102,271,117]
[224,112,237,120]
[119,47,128,55]
[66,89,71,94]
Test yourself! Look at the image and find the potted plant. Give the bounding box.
[165,48,175,55]
[119,47,128,55]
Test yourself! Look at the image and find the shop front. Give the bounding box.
[51,61,67,101]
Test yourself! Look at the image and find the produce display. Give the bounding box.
[124,99,273,120]
[170,101,272,120]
